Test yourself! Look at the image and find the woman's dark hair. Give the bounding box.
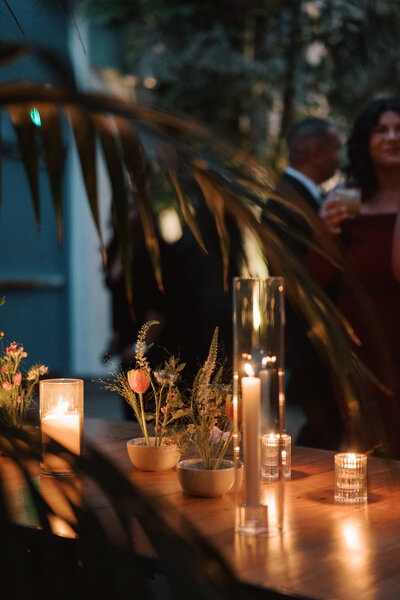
[346,97,400,199]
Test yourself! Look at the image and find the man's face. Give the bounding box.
[314,128,341,183]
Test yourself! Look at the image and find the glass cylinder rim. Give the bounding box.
[261,433,291,440]
[334,452,367,461]
[233,276,283,282]
[40,378,84,385]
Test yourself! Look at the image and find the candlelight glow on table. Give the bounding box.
[334,452,367,504]
[40,379,84,476]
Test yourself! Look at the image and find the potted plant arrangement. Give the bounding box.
[176,328,242,497]
[0,339,48,430]
[0,328,48,455]
[107,320,188,471]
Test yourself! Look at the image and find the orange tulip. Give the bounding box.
[127,369,150,394]
[225,398,242,422]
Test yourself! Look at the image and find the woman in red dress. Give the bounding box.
[309,97,400,456]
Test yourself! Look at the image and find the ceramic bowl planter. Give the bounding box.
[126,437,181,471]
[176,458,242,497]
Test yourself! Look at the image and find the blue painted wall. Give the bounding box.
[0,1,70,373]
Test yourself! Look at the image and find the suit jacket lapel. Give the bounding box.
[280,172,321,213]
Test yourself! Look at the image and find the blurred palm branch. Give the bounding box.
[0,40,399,456]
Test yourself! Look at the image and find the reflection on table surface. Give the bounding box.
[1,417,400,600]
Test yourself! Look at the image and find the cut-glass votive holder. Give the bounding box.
[261,433,291,481]
[334,452,367,504]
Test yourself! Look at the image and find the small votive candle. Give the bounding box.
[334,452,367,504]
[261,433,291,481]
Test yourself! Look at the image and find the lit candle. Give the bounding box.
[241,364,261,506]
[41,402,81,473]
[334,452,367,504]
[261,432,291,480]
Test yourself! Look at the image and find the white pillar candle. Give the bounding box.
[41,405,81,473]
[241,374,261,506]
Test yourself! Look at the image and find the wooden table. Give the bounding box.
[2,418,400,600]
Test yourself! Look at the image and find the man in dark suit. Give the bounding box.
[263,118,343,449]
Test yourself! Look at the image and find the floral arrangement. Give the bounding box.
[107,321,188,447]
[186,327,234,470]
[0,340,48,428]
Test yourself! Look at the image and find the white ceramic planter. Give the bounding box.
[127,437,181,471]
[176,458,241,497]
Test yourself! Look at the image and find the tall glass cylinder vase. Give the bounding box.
[233,277,285,535]
[40,379,84,476]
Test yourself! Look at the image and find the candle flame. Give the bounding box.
[54,401,69,417]
[244,363,254,377]
[346,453,357,468]
[261,355,277,367]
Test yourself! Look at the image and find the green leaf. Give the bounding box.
[93,113,133,305]
[167,408,190,423]
[38,103,65,242]
[66,105,106,265]
[193,169,230,291]
[113,115,164,291]
[162,147,206,253]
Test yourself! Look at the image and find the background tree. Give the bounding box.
[79,0,400,168]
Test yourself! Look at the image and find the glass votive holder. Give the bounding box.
[334,452,367,504]
[40,379,84,476]
[261,433,291,481]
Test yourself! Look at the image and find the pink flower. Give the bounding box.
[2,365,8,374]
[5,342,27,357]
[6,342,18,355]
[161,406,166,414]
[2,381,12,391]
[127,369,150,394]
[16,396,21,404]
[14,372,22,386]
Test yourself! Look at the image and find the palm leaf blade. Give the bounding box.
[113,115,163,291]
[38,103,65,242]
[166,160,207,253]
[194,169,230,291]
[67,105,106,265]
[7,104,41,226]
[93,113,133,305]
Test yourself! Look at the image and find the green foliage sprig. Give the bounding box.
[187,327,234,470]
